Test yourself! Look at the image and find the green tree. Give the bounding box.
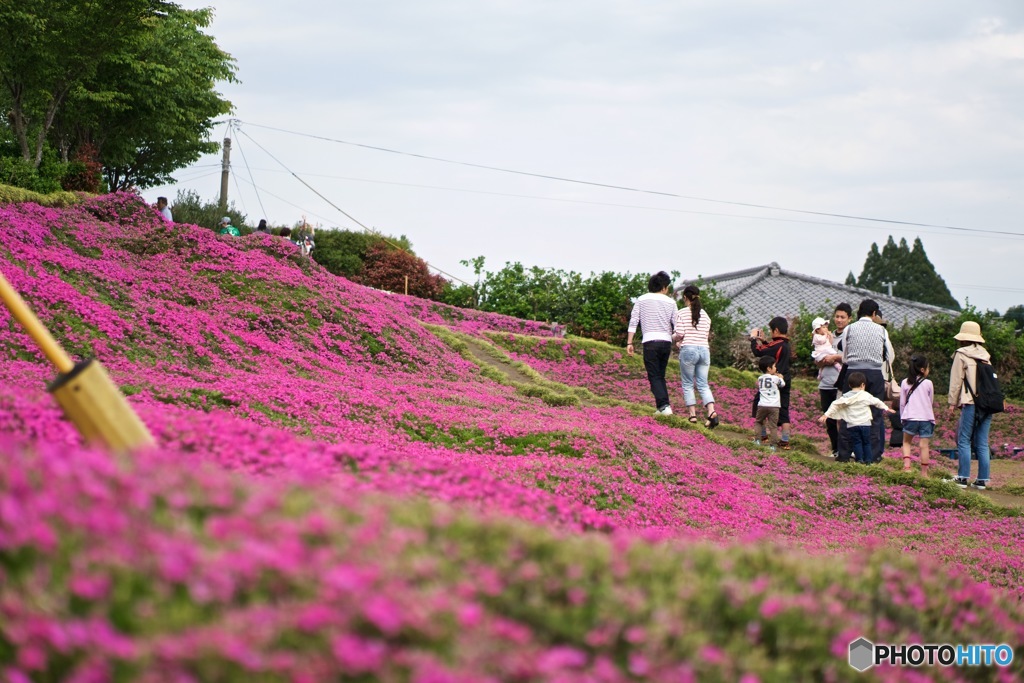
[311,229,412,279]
[0,0,172,168]
[1003,305,1024,331]
[853,235,959,309]
[170,188,245,231]
[54,5,236,189]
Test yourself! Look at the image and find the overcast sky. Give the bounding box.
[150,0,1024,312]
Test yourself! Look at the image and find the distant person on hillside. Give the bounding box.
[817,303,852,459]
[626,271,677,416]
[754,356,785,448]
[900,354,934,475]
[673,284,718,427]
[946,321,996,490]
[819,371,896,464]
[256,219,271,234]
[155,197,172,222]
[838,299,892,463]
[218,216,240,237]
[750,316,792,449]
[279,227,299,247]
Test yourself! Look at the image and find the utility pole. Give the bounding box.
[881,281,896,297]
[218,136,232,214]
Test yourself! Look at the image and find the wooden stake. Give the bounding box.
[0,269,74,373]
[0,268,154,453]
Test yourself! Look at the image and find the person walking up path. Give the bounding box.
[819,371,896,464]
[673,285,718,427]
[816,303,851,458]
[946,321,996,489]
[900,354,934,475]
[837,299,892,463]
[754,356,784,448]
[750,317,792,449]
[626,271,677,416]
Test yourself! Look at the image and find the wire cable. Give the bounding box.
[234,175,353,228]
[231,121,268,221]
[157,170,221,187]
[238,166,1024,243]
[230,162,249,216]
[238,120,1024,240]
[233,126,473,286]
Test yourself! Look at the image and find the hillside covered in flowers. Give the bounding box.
[1,193,1023,682]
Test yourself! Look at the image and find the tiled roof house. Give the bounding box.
[679,262,956,328]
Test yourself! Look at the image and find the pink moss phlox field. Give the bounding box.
[2,193,1024,679]
[3,439,1024,682]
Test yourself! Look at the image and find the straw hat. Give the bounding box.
[953,321,985,344]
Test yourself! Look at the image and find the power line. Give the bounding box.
[952,283,1024,294]
[238,166,1024,243]
[230,162,249,216]
[233,125,472,286]
[160,170,221,187]
[231,121,268,221]
[238,119,1024,240]
[234,175,353,228]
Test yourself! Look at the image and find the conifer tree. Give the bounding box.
[852,236,959,310]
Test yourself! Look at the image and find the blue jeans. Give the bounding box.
[837,368,886,462]
[849,425,872,464]
[957,404,992,482]
[679,345,714,407]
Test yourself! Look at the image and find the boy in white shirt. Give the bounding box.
[818,371,895,464]
[754,357,785,448]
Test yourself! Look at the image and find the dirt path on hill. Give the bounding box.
[460,336,540,386]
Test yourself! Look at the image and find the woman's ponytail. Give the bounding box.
[682,285,701,328]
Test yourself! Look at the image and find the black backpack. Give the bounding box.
[965,359,1005,416]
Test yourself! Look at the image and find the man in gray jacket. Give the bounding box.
[837,299,893,463]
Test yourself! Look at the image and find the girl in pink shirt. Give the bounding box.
[900,354,934,475]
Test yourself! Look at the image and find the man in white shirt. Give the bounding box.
[626,271,677,415]
[155,197,173,222]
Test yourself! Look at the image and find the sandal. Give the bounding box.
[704,412,720,429]
[688,416,698,424]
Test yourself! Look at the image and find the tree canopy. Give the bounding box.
[0,1,234,189]
[851,236,960,310]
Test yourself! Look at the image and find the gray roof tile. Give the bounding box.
[680,262,955,327]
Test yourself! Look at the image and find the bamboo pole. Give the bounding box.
[0,268,154,453]
[0,270,74,373]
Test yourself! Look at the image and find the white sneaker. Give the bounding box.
[656,405,673,416]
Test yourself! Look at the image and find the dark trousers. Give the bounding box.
[837,368,886,462]
[849,425,872,464]
[820,389,839,453]
[642,341,672,410]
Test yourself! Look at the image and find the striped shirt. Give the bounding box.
[674,307,711,347]
[627,293,677,343]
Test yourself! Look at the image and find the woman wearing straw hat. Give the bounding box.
[946,321,992,489]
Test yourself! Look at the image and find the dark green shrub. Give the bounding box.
[170,189,246,231]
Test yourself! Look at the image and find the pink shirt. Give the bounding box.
[900,378,935,422]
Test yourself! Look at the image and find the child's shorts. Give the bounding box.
[901,420,935,438]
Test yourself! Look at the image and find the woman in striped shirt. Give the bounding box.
[673,285,719,428]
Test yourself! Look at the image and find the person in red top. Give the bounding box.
[750,316,792,449]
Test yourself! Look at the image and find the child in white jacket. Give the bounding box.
[818,371,895,464]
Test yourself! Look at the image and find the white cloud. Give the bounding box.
[155,0,1024,311]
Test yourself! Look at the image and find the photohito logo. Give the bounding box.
[848,637,1015,671]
